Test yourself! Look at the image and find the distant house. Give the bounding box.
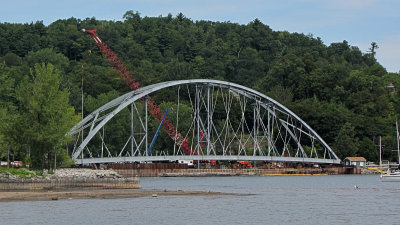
[344,157,367,168]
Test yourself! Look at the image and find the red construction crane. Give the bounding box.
[82,29,192,155]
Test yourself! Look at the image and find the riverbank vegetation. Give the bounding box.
[1,11,399,168]
[0,167,40,178]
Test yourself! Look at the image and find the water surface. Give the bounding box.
[1,175,398,225]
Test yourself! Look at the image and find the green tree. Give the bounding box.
[368,42,379,56]
[0,109,6,159]
[25,48,69,70]
[16,63,80,169]
[2,52,21,67]
[265,85,293,109]
[359,137,378,162]
[333,122,359,159]
[0,63,16,160]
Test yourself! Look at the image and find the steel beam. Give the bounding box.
[74,155,340,165]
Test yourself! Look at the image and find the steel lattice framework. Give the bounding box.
[69,79,341,165]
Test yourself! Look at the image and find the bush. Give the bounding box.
[0,168,37,178]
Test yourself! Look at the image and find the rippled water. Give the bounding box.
[1,175,399,225]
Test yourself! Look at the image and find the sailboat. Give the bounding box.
[380,169,400,181]
[380,120,400,182]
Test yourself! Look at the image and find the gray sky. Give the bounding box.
[1,0,399,72]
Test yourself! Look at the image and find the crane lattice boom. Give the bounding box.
[82,29,192,155]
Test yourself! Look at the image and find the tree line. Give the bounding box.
[1,11,399,169]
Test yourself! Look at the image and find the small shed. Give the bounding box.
[344,157,367,168]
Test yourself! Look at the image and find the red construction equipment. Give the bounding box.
[82,29,192,155]
[238,161,253,168]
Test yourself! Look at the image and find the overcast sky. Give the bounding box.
[1,0,399,72]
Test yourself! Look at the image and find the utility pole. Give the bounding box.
[54,148,57,172]
[379,136,382,169]
[7,144,10,169]
[81,67,84,164]
[396,120,400,165]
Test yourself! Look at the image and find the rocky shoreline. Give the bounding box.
[0,168,140,190]
[49,168,124,179]
[0,168,124,180]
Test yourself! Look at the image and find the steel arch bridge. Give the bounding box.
[69,79,340,165]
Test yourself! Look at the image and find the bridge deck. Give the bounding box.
[75,155,340,165]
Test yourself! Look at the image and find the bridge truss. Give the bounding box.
[69,79,340,165]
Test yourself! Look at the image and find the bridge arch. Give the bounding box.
[69,79,340,164]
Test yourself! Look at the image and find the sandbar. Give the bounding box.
[0,189,245,202]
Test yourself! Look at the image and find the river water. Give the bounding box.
[1,175,399,225]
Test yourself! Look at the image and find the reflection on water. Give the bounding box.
[1,175,399,225]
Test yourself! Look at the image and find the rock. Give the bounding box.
[47,168,123,180]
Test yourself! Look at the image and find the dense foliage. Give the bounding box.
[1,11,399,166]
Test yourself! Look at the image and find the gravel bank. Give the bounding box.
[0,189,245,202]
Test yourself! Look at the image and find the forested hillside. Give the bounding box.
[1,11,399,168]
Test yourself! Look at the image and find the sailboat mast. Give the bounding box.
[396,120,400,165]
